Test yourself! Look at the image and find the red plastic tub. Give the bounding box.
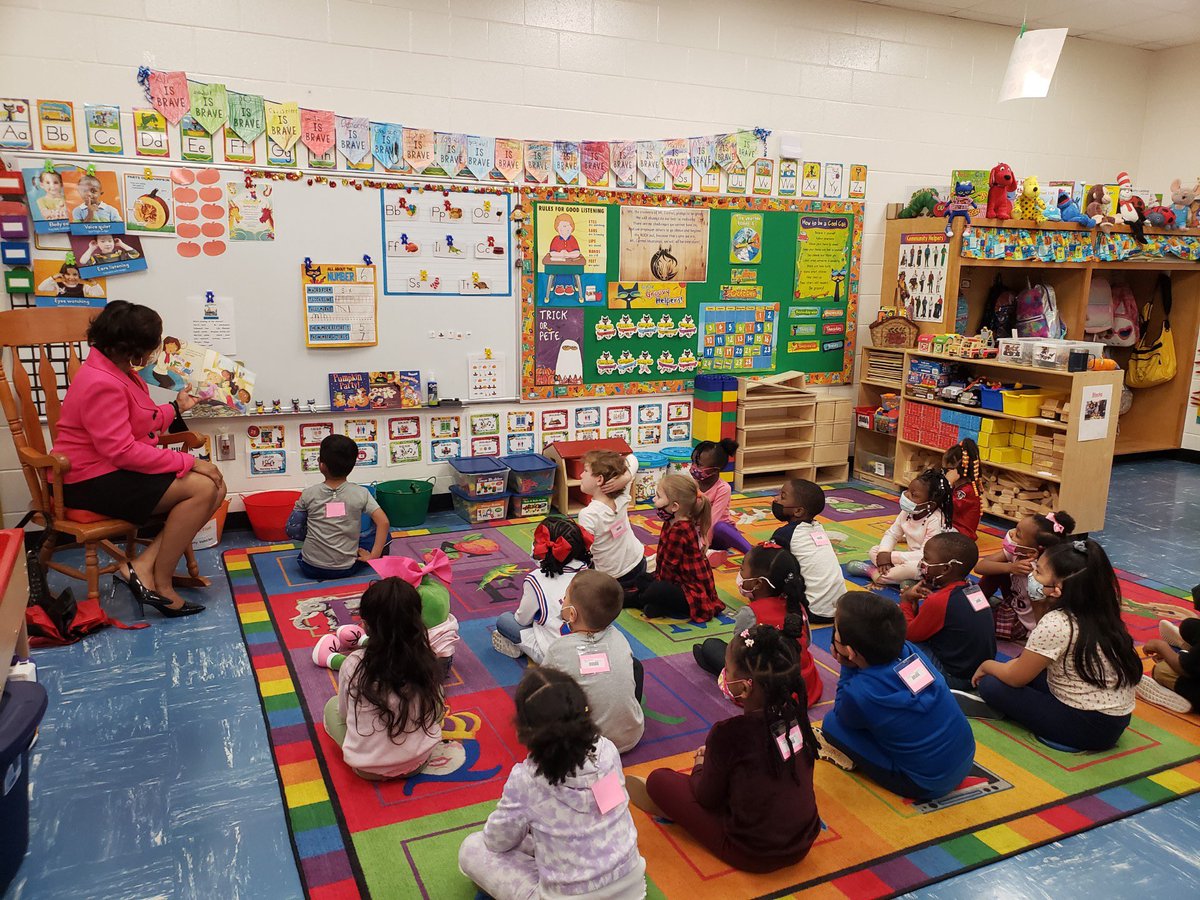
[243,490,301,542]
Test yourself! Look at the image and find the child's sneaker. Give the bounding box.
[811,726,856,771]
[1136,674,1192,713]
[1159,620,1187,649]
[845,560,875,579]
[312,634,345,669]
[950,689,1004,719]
[336,623,366,649]
[491,630,522,659]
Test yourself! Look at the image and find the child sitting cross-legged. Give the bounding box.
[458,667,647,899]
[627,624,821,874]
[847,469,953,587]
[693,542,823,707]
[578,450,648,602]
[814,591,976,800]
[770,478,846,624]
[542,569,645,753]
[973,539,1142,750]
[625,474,724,622]
[688,439,752,561]
[974,510,1074,641]
[492,515,593,663]
[899,532,996,695]
[322,577,448,781]
[1139,617,1200,714]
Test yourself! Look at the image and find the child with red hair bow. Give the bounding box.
[312,549,460,677]
[492,516,594,663]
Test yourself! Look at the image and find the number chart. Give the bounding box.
[698,302,779,372]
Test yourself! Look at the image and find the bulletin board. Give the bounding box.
[519,187,862,400]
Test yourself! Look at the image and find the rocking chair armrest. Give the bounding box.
[159,430,205,450]
[17,447,71,520]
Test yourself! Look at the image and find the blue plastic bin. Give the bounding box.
[448,457,510,497]
[0,682,48,894]
[501,453,557,495]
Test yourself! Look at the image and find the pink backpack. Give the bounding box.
[1015,282,1064,338]
[1106,284,1139,346]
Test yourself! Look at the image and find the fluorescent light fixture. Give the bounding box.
[999,27,1068,101]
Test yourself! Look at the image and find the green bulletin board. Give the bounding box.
[520,188,862,400]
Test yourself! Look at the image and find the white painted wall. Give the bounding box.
[2,0,1196,519]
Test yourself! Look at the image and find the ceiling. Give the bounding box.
[867,0,1200,50]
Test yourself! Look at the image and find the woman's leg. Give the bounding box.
[133,472,222,605]
[710,520,751,553]
[458,832,539,900]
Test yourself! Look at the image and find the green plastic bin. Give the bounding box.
[376,477,434,528]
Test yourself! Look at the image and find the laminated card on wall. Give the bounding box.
[302,261,378,347]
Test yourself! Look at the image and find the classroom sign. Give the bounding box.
[302,262,378,347]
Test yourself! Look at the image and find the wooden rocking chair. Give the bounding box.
[0,307,210,602]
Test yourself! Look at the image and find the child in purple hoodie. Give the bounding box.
[458,668,646,899]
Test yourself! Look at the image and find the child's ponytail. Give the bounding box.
[732,625,816,779]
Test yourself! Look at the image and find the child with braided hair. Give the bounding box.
[942,439,982,540]
[847,468,953,586]
[458,667,647,899]
[492,515,593,663]
[974,510,1075,641]
[628,624,821,873]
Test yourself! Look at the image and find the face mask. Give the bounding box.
[689,464,718,482]
[717,668,749,706]
[1003,529,1037,559]
[655,504,674,522]
[899,492,918,514]
[1026,573,1046,601]
[771,500,791,522]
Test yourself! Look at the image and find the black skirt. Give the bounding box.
[62,469,175,526]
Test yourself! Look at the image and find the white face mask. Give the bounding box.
[899,492,918,514]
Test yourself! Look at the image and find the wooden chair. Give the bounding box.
[0,307,210,602]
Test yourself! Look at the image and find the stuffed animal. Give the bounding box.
[943,181,978,236]
[1013,176,1046,223]
[1056,191,1095,227]
[986,163,1016,219]
[1168,179,1198,229]
[1146,205,1177,229]
[899,188,940,218]
[1086,184,1118,230]
[1123,195,1148,244]
[1043,201,1062,222]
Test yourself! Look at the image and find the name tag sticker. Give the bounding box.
[896,654,935,694]
[610,519,629,539]
[579,651,610,675]
[964,585,990,612]
[591,770,625,815]
[325,501,346,518]
[810,529,831,548]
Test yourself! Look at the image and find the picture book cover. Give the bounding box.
[950,169,989,206]
[329,371,421,410]
[138,340,255,415]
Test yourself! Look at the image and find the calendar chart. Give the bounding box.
[698,302,779,372]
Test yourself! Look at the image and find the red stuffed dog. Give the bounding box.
[987,163,1016,220]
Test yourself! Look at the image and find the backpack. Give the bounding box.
[1085,278,1139,346]
[1015,281,1064,338]
[1127,274,1177,389]
[26,598,147,648]
[980,274,1017,337]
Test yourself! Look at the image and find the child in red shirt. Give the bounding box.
[942,439,982,541]
[628,474,724,622]
[693,543,822,707]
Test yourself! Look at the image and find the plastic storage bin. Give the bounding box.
[448,457,510,497]
[243,490,302,541]
[858,450,894,480]
[1001,390,1044,417]
[509,492,553,518]
[632,451,668,503]
[855,405,876,428]
[0,682,48,895]
[996,338,1033,365]
[376,478,433,527]
[501,453,556,495]
[661,446,693,473]
[450,485,510,524]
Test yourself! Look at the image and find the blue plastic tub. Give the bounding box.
[501,453,557,495]
[448,456,510,497]
[661,446,693,474]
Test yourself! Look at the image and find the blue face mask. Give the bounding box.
[1027,573,1046,601]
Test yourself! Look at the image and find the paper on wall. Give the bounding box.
[189,294,236,355]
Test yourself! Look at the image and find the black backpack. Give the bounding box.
[980,274,1017,337]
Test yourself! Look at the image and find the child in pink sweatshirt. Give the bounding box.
[848,469,952,586]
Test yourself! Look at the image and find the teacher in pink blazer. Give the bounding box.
[51,301,226,617]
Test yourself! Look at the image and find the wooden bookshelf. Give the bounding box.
[854,346,904,489]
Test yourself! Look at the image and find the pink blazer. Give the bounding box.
[51,350,194,484]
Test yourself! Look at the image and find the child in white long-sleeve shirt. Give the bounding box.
[849,469,951,586]
[492,515,592,663]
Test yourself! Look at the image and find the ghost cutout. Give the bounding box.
[555,339,583,384]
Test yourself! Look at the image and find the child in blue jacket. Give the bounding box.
[814,590,976,800]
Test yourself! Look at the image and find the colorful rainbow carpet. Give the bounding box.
[222,486,1200,899]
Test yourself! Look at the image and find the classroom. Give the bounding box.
[1,1,1199,897]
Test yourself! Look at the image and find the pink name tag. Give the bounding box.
[610,520,629,540]
[964,585,990,612]
[591,770,625,815]
[325,501,346,518]
[810,528,831,548]
[579,651,610,675]
[773,722,806,760]
[896,655,935,694]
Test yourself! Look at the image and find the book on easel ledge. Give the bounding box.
[138,340,256,416]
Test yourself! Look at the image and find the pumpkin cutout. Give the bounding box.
[200,203,224,220]
[176,206,199,221]
[199,186,223,202]
[202,240,226,256]
[201,221,225,238]
[196,168,221,185]
[171,168,195,186]
[132,188,171,231]
[177,242,201,258]
[173,187,197,203]
[176,222,201,239]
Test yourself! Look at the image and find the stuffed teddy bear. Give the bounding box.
[986,163,1016,219]
[1086,184,1118,231]
[1056,191,1095,227]
[1168,179,1197,230]
[1013,176,1046,223]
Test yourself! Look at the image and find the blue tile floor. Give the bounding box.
[5,458,1199,900]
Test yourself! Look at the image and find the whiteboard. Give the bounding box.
[17,153,521,404]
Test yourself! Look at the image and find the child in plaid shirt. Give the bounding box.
[627,473,725,623]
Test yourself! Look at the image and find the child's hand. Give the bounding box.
[357,548,373,562]
[1143,639,1175,663]
[115,239,133,251]
[693,745,705,766]
[1007,558,1034,576]
[901,583,928,605]
[971,660,993,687]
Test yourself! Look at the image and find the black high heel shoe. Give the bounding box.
[115,568,205,618]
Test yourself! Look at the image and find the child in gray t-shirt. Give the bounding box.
[542,570,644,753]
[287,435,390,579]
